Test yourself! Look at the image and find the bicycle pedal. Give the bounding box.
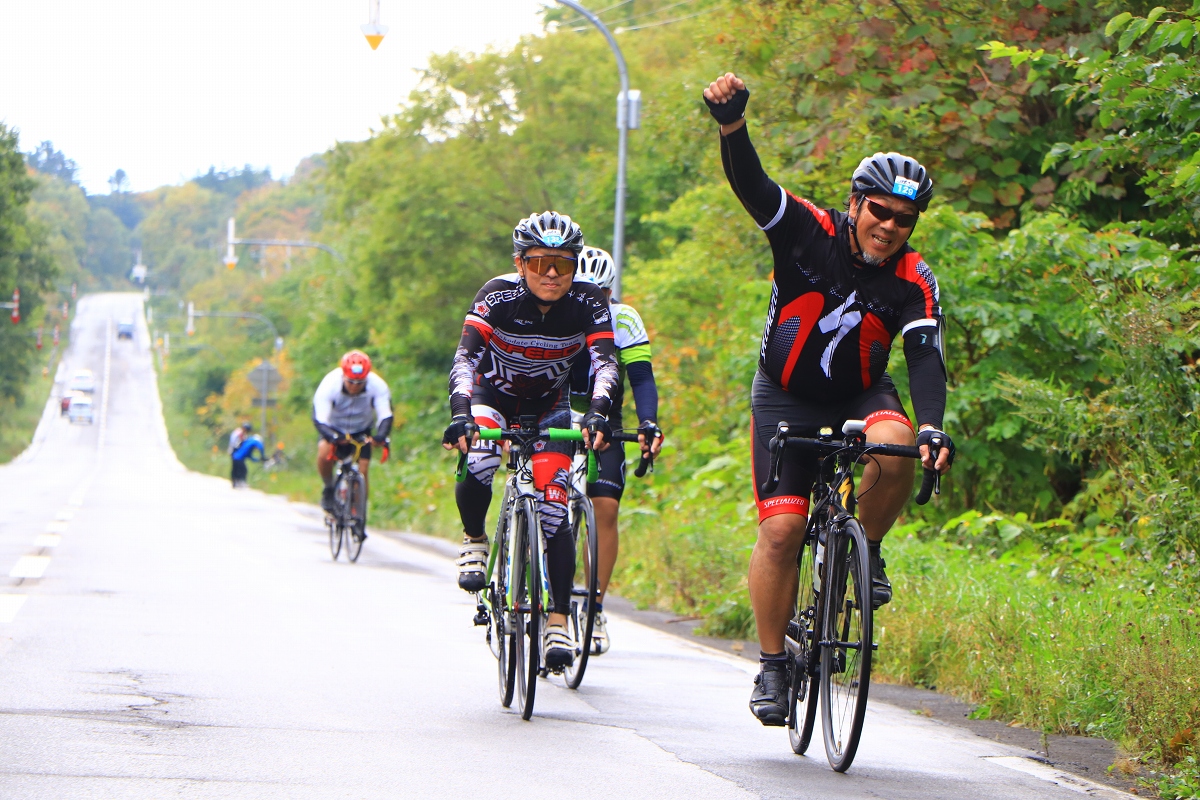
[472,612,490,626]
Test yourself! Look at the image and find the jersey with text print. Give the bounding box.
[449,274,619,420]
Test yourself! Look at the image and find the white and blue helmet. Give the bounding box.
[513,211,584,255]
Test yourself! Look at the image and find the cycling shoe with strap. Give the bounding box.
[456,537,488,592]
[544,624,575,670]
[749,660,789,726]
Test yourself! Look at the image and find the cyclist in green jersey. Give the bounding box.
[570,247,665,654]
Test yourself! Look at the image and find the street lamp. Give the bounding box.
[224,217,345,271]
[554,1,640,301]
[361,0,388,50]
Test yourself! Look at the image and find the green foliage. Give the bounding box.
[0,123,57,402]
[983,4,1200,241]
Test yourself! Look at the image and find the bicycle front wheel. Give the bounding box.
[513,498,541,720]
[328,517,343,561]
[564,497,599,690]
[493,490,516,707]
[819,518,874,772]
[788,528,820,755]
[345,473,366,563]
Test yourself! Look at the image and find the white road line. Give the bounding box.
[97,316,113,451]
[34,534,62,548]
[984,756,1139,798]
[9,556,51,579]
[0,594,28,623]
[45,520,69,533]
[55,510,74,521]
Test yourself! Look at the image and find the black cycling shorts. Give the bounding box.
[333,428,373,461]
[587,441,627,501]
[751,369,912,522]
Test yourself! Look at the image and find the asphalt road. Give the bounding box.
[0,293,1133,799]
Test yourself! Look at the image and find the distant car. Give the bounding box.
[68,369,95,394]
[60,390,82,415]
[116,319,135,339]
[68,395,94,425]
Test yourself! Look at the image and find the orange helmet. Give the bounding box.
[341,350,372,380]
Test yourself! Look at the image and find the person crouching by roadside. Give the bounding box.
[231,432,264,488]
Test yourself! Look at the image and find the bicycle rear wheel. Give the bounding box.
[819,518,874,772]
[788,528,820,755]
[564,497,599,690]
[327,509,343,561]
[513,499,541,720]
[345,473,366,563]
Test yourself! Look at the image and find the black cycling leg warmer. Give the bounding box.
[544,522,576,616]
[455,472,492,541]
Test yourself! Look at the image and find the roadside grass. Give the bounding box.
[0,370,54,464]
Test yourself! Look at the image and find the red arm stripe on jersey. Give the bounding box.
[896,252,936,318]
[463,317,493,340]
[586,330,615,346]
[777,292,826,390]
[789,191,837,237]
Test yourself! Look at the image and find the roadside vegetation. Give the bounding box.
[18,0,1199,792]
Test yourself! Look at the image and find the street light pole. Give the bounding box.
[554,0,638,301]
[225,218,345,271]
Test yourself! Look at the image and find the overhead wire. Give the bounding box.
[613,4,723,32]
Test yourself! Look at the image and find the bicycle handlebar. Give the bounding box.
[452,427,657,484]
[761,423,943,505]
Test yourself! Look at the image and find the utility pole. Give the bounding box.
[554,1,640,301]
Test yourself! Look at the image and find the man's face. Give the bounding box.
[343,378,367,395]
[515,246,577,305]
[850,193,919,264]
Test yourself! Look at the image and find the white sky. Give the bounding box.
[0,0,546,194]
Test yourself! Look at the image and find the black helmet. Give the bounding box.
[852,152,933,212]
[242,422,252,431]
[513,211,584,255]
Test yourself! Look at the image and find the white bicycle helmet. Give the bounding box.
[576,247,616,291]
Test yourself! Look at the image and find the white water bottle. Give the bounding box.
[813,538,824,593]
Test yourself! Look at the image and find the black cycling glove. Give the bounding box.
[581,413,611,447]
[916,428,956,466]
[639,420,663,446]
[443,415,478,446]
[705,87,750,126]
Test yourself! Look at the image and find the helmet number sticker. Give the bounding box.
[892,176,919,199]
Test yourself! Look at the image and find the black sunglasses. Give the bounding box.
[863,198,919,229]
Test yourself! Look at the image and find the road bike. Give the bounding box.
[454,419,643,719]
[760,419,944,772]
[326,433,385,563]
[263,444,289,472]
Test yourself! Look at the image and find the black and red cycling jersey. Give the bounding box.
[449,273,619,420]
[722,124,946,428]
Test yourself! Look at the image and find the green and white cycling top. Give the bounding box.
[570,303,654,428]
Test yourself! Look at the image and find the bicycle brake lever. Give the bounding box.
[456,450,468,482]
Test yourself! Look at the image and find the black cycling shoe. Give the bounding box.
[870,547,892,608]
[321,487,335,514]
[749,663,789,726]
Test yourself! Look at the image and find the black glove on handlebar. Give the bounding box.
[705,87,750,125]
[916,428,956,466]
[638,421,663,444]
[581,413,611,447]
[442,415,478,446]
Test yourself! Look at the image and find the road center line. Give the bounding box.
[34,534,62,548]
[9,556,51,579]
[0,595,28,623]
[45,520,69,533]
[97,316,113,452]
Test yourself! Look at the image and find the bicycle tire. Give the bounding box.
[819,518,874,772]
[788,529,820,755]
[513,498,541,720]
[493,489,516,707]
[345,473,366,563]
[564,497,599,689]
[327,493,343,561]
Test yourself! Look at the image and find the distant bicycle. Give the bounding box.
[326,432,384,563]
[760,419,944,772]
[263,444,289,472]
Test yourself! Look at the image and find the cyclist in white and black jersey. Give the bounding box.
[569,247,665,655]
[442,211,618,670]
[313,350,393,515]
